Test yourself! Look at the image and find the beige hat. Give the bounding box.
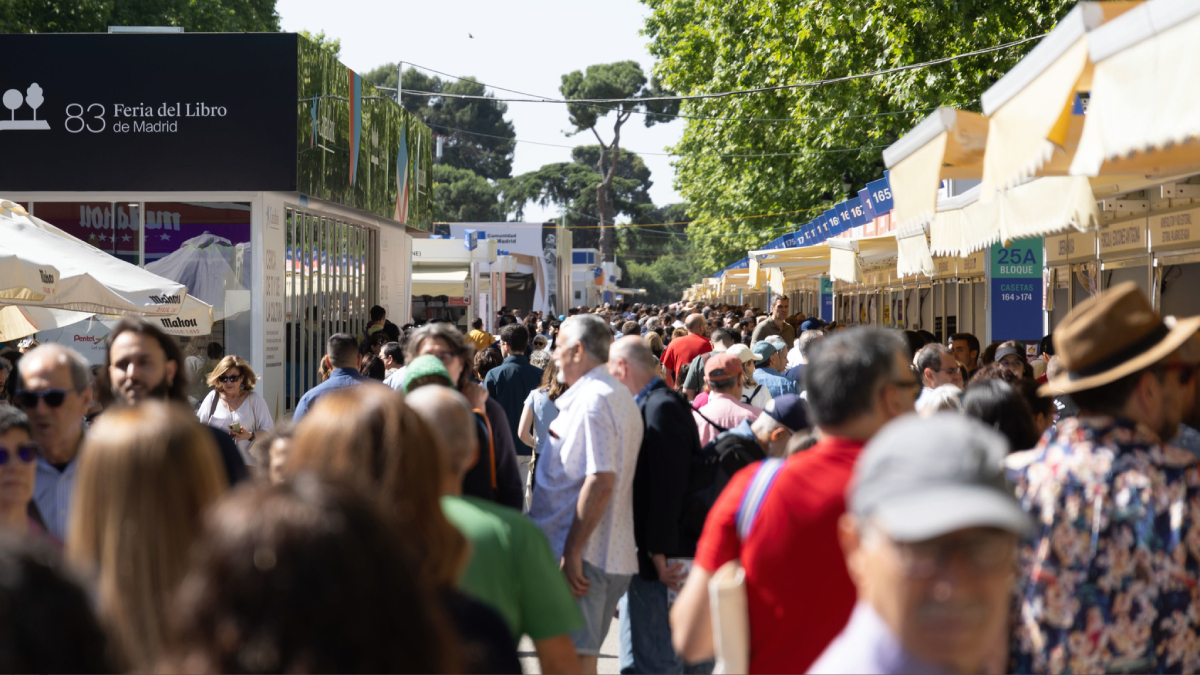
[1041,282,1200,396]
[726,343,755,364]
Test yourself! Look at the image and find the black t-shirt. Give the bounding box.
[205,426,249,486]
[441,590,521,674]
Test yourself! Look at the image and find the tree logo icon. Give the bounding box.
[0,83,51,131]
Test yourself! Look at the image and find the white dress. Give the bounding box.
[197,390,274,466]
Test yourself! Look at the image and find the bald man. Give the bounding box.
[406,387,583,674]
[608,336,701,673]
[660,313,712,389]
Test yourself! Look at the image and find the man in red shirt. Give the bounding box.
[670,327,919,674]
[659,313,711,389]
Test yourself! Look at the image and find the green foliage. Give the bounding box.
[432,164,505,223]
[501,146,654,249]
[617,203,698,304]
[363,65,516,180]
[298,29,339,58]
[642,0,1073,271]
[0,0,280,32]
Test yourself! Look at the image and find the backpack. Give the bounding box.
[678,406,767,552]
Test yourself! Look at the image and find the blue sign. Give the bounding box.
[820,277,833,322]
[858,187,877,221]
[866,176,894,214]
[990,238,1044,342]
[847,196,868,228]
[781,231,798,248]
[463,229,478,251]
[824,209,842,237]
[837,201,854,229]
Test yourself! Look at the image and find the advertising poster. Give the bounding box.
[990,237,1044,342]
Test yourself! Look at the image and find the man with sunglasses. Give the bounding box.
[1006,283,1200,673]
[811,413,1032,674]
[13,344,93,540]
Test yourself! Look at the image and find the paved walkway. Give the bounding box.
[517,623,621,674]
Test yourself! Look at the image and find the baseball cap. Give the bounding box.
[751,341,777,366]
[762,394,809,432]
[849,413,1033,542]
[994,344,1024,362]
[800,318,826,332]
[401,355,454,393]
[704,353,743,384]
[726,343,754,364]
[764,335,787,353]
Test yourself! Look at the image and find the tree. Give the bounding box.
[642,0,1073,271]
[363,65,516,180]
[501,146,655,249]
[298,29,340,58]
[617,203,699,304]
[559,61,678,261]
[0,0,280,32]
[432,164,505,223]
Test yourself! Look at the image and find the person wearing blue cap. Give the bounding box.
[750,341,798,399]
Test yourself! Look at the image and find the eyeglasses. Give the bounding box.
[0,444,37,465]
[423,351,458,365]
[14,389,72,409]
[218,374,243,383]
[889,530,1017,578]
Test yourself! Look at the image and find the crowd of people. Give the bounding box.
[0,281,1198,674]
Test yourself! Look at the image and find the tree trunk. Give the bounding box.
[591,112,628,263]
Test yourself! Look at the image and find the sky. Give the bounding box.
[277,0,684,223]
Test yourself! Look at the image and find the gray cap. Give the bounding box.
[849,413,1032,542]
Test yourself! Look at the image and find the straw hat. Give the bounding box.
[1041,282,1200,396]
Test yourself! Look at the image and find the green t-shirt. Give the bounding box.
[441,495,584,642]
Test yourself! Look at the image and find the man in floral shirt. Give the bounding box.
[1005,282,1200,673]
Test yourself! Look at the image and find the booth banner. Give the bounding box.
[960,249,986,277]
[1150,206,1200,252]
[820,277,833,322]
[1046,229,1099,265]
[990,237,1044,342]
[437,223,557,316]
[1098,217,1148,258]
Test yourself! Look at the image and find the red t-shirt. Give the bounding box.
[695,436,866,674]
[660,333,711,387]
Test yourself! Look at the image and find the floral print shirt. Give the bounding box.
[1005,416,1200,674]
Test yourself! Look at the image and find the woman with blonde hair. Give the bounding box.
[288,386,520,673]
[67,401,227,672]
[197,355,274,468]
[644,331,664,359]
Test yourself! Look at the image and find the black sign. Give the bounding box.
[0,33,297,191]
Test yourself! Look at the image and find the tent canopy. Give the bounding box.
[884,108,989,231]
[412,269,468,298]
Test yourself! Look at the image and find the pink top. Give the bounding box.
[693,393,762,446]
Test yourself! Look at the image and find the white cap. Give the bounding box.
[726,343,755,364]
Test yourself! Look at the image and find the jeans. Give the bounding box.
[618,575,714,675]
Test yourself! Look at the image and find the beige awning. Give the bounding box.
[895,222,936,277]
[979,2,1141,200]
[1071,0,1200,178]
[412,270,468,297]
[883,108,989,231]
[930,176,1100,256]
[827,239,863,284]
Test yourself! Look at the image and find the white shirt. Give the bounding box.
[742,382,773,410]
[528,365,644,575]
[197,390,274,466]
[35,455,78,541]
[383,366,407,393]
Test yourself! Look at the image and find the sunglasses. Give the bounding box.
[218,374,243,383]
[14,389,72,409]
[0,444,37,466]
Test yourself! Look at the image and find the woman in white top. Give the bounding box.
[727,344,773,409]
[196,356,274,468]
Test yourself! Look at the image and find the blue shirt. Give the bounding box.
[809,603,944,674]
[522,389,559,458]
[293,367,370,421]
[753,366,799,399]
[783,362,806,388]
[35,455,78,541]
[484,355,545,456]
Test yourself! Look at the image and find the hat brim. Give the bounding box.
[1040,315,1200,397]
[871,485,1033,543]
